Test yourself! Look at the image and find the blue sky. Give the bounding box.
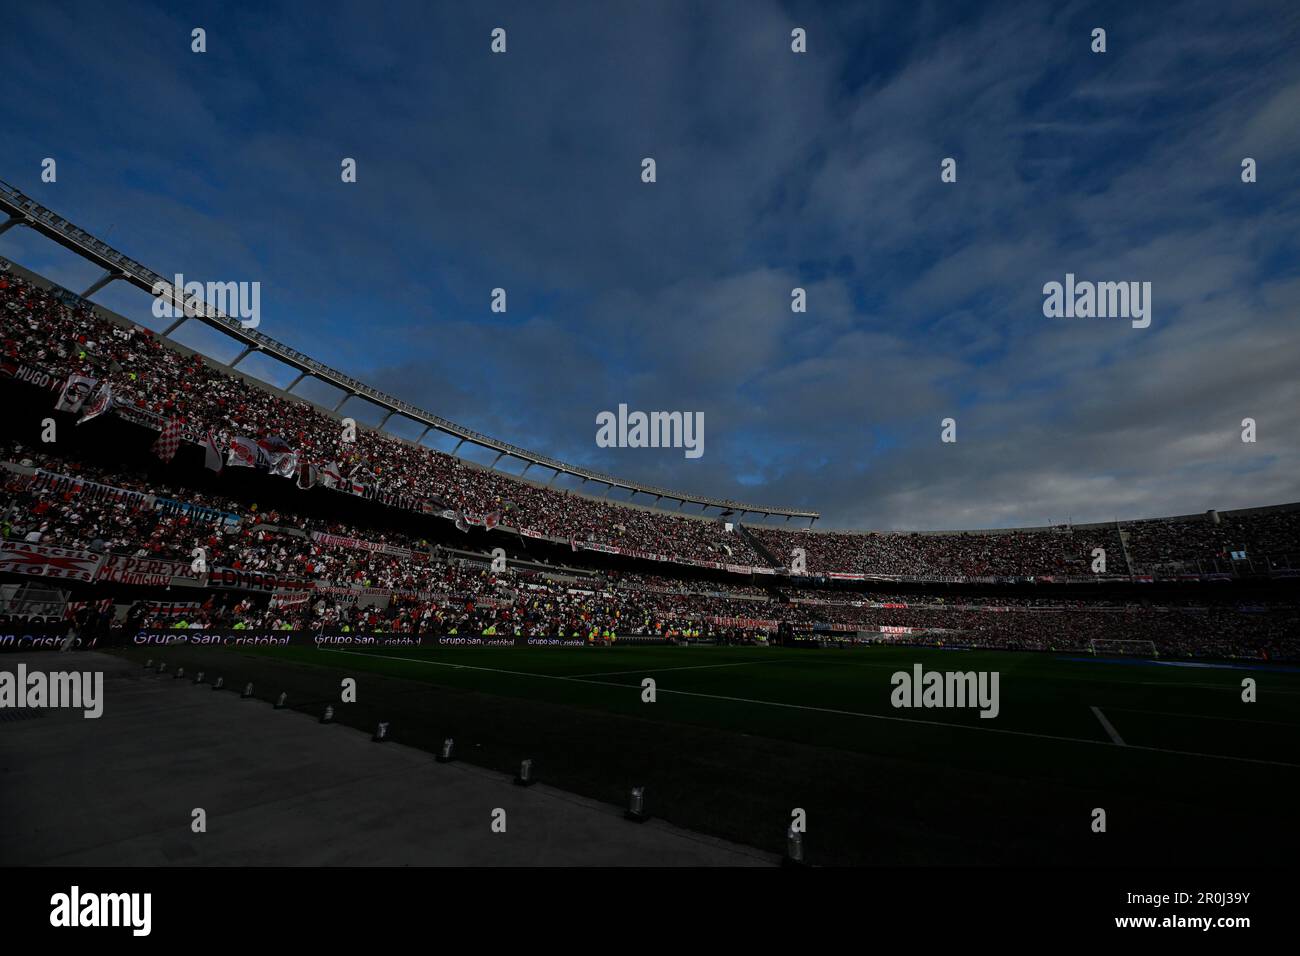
[2,0,1298,529]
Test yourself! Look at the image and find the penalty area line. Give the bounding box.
[1089,705,1126,746]
[321,649,1300,769]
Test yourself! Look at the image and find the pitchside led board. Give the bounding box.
[124,631,600,649]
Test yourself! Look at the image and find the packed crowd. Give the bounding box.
[753,511,1300,578]
[1120,510,1300,573]
[751,525,1126,578]
[4,265,1300,583]
[3,445,1296,660]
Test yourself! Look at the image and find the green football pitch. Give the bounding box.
[122,642,1300,865]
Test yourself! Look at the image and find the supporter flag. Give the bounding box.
[348,462,375,494]
[454,512,470,533]
[569,536,579,552]
[484,511,502,530]
[76,383,114,424]
[319,461,343,489]
[272,450,299,479]
[297,460,317,490]
[54,374,97,413]
[203,430,224,472]
[152,419,184,463]
[228,436,260,468]
[257,435,293,457]
[256,436,296,475]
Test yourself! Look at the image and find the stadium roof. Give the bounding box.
[0,179,819,521]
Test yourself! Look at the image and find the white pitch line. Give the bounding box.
[1089,706,1126,746]
[321,649,1300,769]
[1136,681,1300,695]
[1105,705,1300,728]
[569,659,786,679]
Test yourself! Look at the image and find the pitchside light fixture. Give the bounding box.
[436,737,455,763]
[514,758,535,786]
[373,721,389,742]
[625,786,648,823]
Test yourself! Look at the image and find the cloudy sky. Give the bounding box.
[2,0,1298,530]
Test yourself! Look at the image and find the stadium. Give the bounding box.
[1,0,1297,936]
[3,182,1298,870]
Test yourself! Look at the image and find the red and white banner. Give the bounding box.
[1,360,62,393]
[143,600,201,617]
[206,567,314,593]
[0,541,103,582]
[318,461,343,489]
[76,382,114,424]
[312,584,451,602]
[204,430,224,472]
[227,436,262,468]
[309,531,418,560]
[96,554,199,587]
[152,418,184,462]
[271,450,299,479]
[706,615,780,630]
[54,374,97,413]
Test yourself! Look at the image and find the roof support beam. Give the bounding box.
[79,269,121,299]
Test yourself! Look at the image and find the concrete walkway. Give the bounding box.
[0,653,774,866]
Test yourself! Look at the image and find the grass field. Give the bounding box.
[114,642,1300,865]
